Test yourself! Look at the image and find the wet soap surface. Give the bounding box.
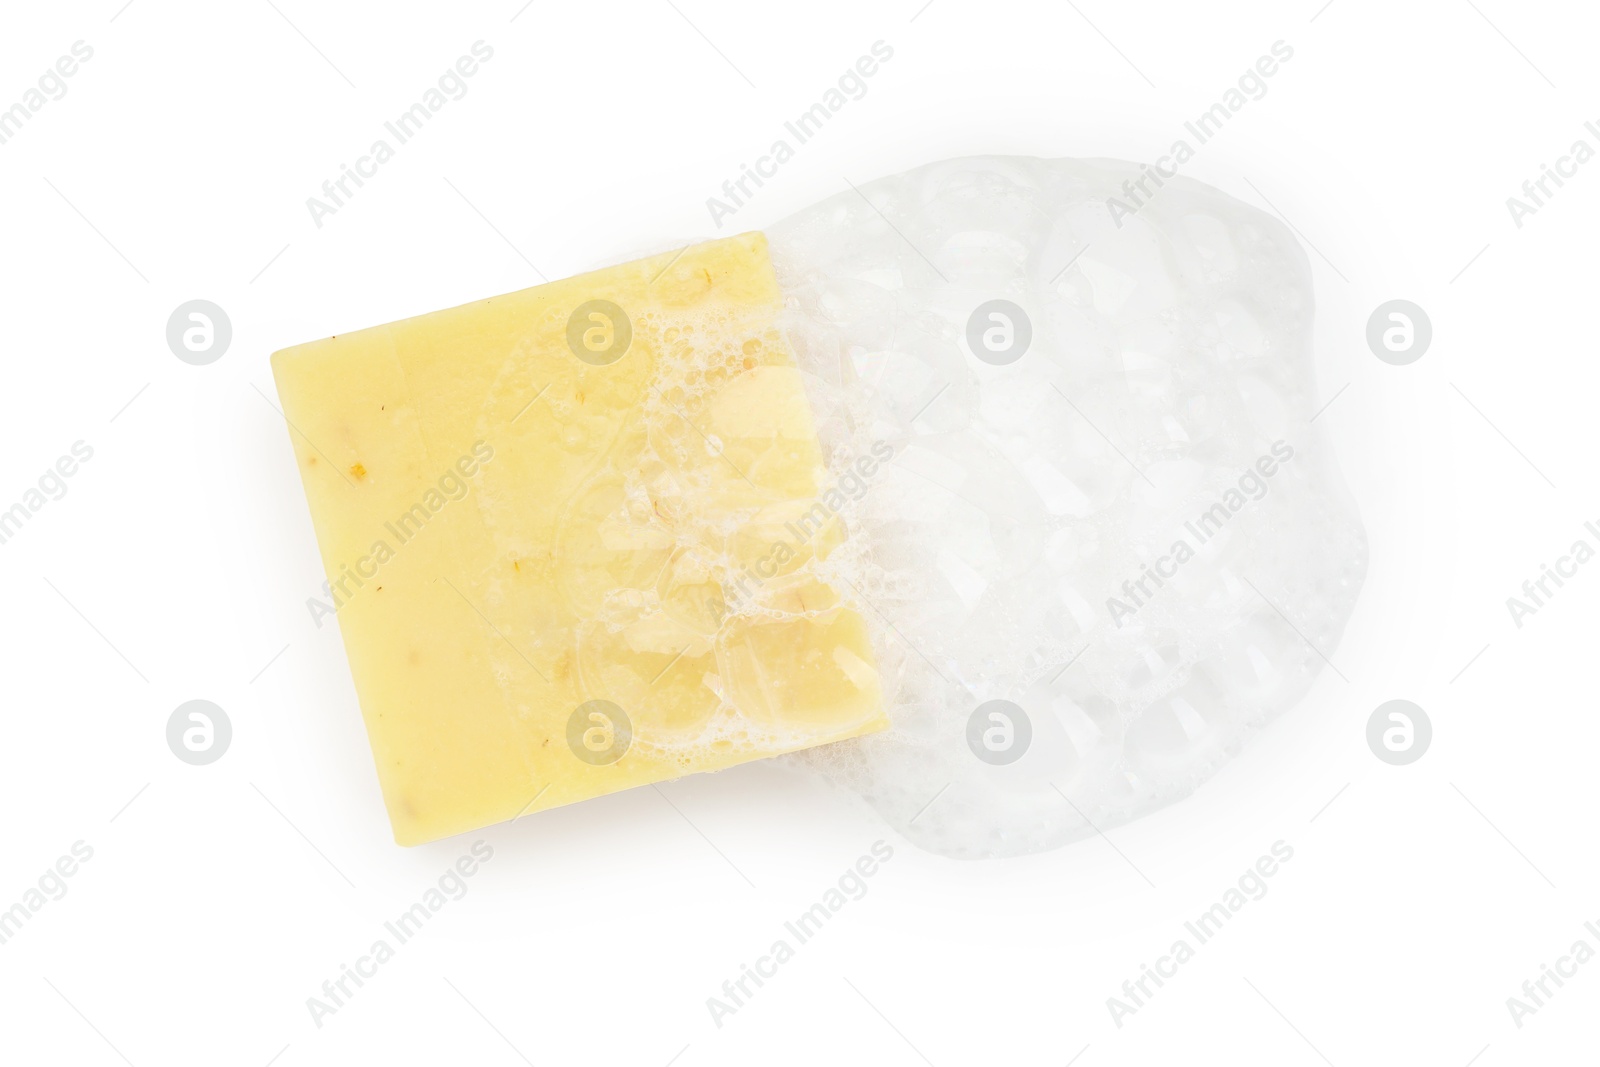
[273,233,887,846]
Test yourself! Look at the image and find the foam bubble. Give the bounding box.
[766,156,1366,859]
[556,295,883,766]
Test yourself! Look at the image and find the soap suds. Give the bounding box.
[764,156,1366,859]
[550,292,884,765]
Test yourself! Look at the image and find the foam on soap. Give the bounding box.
[549,297,885,768]
[765,156,1366,859]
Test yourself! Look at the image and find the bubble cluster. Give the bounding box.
[765,156,1367,858]
[551,292,882,769]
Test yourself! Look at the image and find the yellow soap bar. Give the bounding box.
[272,233,887,845]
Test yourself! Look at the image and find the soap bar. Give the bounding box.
[272,233,887,845]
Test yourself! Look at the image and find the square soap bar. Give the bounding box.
[272,233,887,845]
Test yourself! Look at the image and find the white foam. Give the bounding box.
[766,156,1366,859]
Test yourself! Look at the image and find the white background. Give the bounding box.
[1,1,1596,1064]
